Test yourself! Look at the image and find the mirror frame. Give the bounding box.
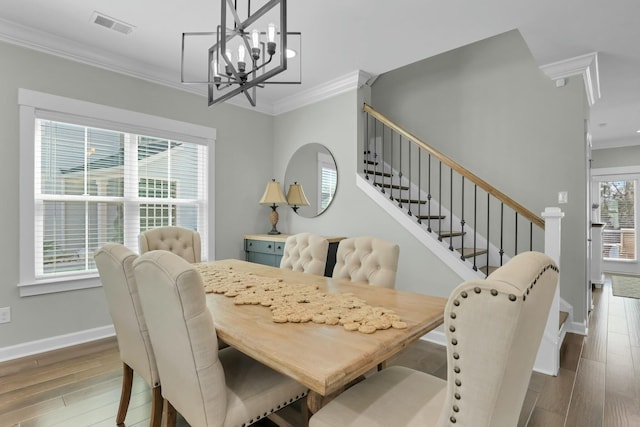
[284,143,337,218]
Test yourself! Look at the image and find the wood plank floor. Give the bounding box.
[1,278,639,426]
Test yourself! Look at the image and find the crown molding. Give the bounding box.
[271,70,375,115]
[0,18,206,98]
[0,17,373,117]
[540,52,600,106]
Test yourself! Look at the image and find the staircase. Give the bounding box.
[359,103,567,375]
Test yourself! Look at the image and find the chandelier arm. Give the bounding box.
[226,0,244,30]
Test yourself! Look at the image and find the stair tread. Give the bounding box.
[479,265,499,276]
[439,231,465,237]
[396,198,427,204]
[559,310,569,329]
[374,183,410,190]
[365,170,392,177]
[457,247,488,257]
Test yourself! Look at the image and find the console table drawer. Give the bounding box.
[245,239,284,255]
[243,233,345,275]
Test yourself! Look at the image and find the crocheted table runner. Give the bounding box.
[196,264,406,335]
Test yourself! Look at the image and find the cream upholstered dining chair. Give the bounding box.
[310,251,559,427]
[133,250,308,427]
[280,232,329,276]
[94,243,162,427]
[138,226,201,263]
[331,236,400,288]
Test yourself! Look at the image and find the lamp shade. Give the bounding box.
[259,179,287,205]
[286,182,310,207]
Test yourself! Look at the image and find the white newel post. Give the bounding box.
[535,207,564,375]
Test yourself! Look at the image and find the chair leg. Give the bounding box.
[164,400,177,427]
[150,385,163,427]
[116,363,134,425]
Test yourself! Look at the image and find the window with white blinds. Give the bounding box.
[19,89,214,296]
[318,152,337,210]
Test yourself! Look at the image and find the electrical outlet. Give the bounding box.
[0,307,10,324]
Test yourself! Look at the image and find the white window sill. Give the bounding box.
[18,275,102,297]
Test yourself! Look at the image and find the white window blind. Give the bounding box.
[19,89,214,295]
[318,152,337,210]
[35,119,208,278]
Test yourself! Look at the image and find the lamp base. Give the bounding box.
[268,204,281,235]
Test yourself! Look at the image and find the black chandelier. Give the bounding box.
[181,0,301,107]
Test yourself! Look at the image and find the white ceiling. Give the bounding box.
[1,0,639,147]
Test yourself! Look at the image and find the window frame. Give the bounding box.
[18,89,216,296]
[592,166,640,275]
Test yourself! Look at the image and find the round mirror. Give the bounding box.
[284,143,337,218]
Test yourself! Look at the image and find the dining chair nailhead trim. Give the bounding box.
[445,263,559,427]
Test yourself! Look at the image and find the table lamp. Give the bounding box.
[259,179,288,234]
[286,182,310,213]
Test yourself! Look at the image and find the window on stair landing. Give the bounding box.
[599,180,636,261]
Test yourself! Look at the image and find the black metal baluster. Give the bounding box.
[499,203,504,267]
[397,134,402,205]
[364,112,368,178]
[460,177,465,260]
[449,167,454,251]
[388,127,392,200]
[438,161,443,241]
[417,148,422,223]
[473,185,478,271]
[486,192,490,274]
[427,155,432,232]
[380,123,385,194]
[530,222,533,251]
[407,139,412,216]
[514,212,519,255]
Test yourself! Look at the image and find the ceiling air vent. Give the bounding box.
[91,11,135,35]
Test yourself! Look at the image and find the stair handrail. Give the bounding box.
[363,103,545,229]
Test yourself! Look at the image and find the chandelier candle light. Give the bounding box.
[181,0,301,107]
[259,179,288,234]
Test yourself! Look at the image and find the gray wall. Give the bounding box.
[273,90,463,298]
[592,145,640,169]
[0,40,274,347]
[1,27,590,350]
[370,30,589,324]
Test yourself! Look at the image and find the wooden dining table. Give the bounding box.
[201,259,447,413]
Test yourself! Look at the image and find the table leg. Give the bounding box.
[306,376,367,414]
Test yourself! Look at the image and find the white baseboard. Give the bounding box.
[0,325,115,363]
[566,320,588,336]
[420,328,446,346]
